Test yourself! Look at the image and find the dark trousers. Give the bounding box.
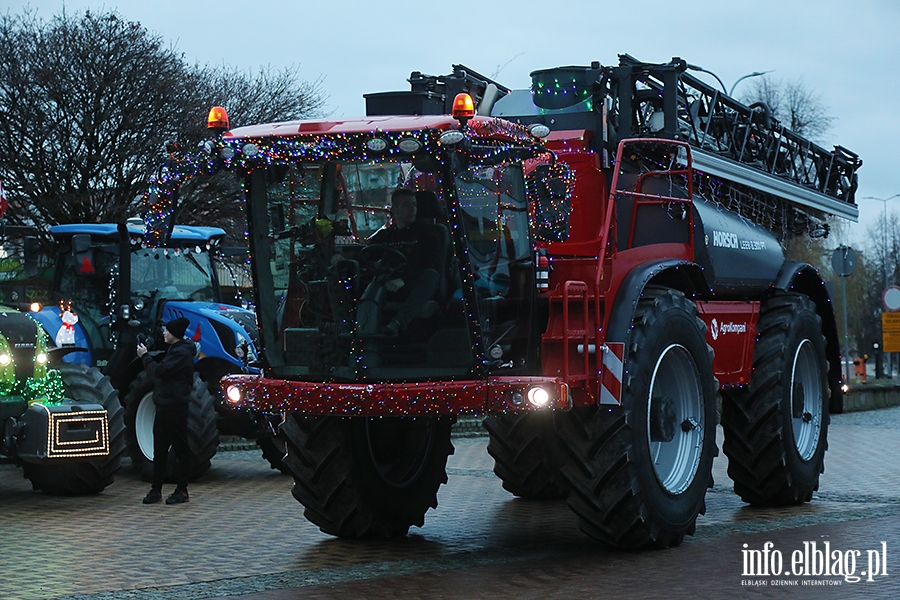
[152,405,191,490]
[389,267,440,328]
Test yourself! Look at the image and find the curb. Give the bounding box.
[843,381,900,412]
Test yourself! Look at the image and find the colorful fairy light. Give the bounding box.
[526,161,575,242]
[23,369,66,406]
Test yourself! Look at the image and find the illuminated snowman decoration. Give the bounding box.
[56,301,78,347]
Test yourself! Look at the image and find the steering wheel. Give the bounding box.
[358,244,408,280]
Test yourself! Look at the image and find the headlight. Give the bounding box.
[36,353,49,365]
[225,384,244,405]
[527,123,551,138]
[526,386,551,408]
[398,138,422,153]
[439,130,466,146]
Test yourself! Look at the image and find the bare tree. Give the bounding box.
[0,9,326,244]
[741,76,834,141]
[157,64,328,242]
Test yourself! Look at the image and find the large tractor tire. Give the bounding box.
[281,414,454,538]
[721,293,829,505]
[557,287,718,549]
[484,411,567,499]
[124,370,220,482]
[23,364,126,495]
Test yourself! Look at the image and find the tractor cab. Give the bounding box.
[34,222,234,370]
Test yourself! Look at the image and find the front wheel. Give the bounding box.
[280,415,454,537]
[124,370,220,481]
[484,411,567,499]
[557,287,718,549]
[721,293,829,505]
[23,364,126,495]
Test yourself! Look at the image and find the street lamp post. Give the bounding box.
[862,194,900,379]
[729,70,774,96]
[685,64,772,98]
[861,194,900,288]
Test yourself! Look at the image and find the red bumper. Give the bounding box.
[220,375,570,416]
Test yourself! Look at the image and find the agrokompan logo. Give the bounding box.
[742,541,888,586]
[709,318,747,341]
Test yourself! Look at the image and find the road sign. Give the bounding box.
[831,246,856,277]
[883,312,900,352]
[884,286,900,312]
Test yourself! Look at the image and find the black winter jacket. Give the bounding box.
[141,338,195,407]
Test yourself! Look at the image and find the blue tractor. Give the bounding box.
[31,220,280,479]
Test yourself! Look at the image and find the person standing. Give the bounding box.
[137,317,195,505]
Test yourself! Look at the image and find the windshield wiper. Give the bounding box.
[182,250,210,277]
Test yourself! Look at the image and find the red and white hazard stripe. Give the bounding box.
[600,342,624,405]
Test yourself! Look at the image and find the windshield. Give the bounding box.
[131,246,217,302]
[249,156,536,382]
[457,165,535,368]
[255,159,468,381]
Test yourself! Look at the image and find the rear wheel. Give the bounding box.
[280,414,454,537]
[23,364,126,495]
[721,293,829,505]
[484,411,567,499]
[124,370,219,481]
[557,287,717,548]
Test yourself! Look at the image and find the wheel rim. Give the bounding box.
[134,392,156,461]
[791,339,823,461]
[365,417,435,488]
[646,344,704,495]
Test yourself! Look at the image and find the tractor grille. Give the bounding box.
[0,311,39,379]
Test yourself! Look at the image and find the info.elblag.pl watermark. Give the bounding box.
[741,541,888,586]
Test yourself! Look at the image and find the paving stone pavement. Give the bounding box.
[0,407,898,599]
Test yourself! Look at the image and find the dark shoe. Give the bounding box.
[166,489,189,504]
[142,488,162,504]
[381,320,403,336]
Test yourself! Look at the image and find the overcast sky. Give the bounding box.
[7,0,899,248]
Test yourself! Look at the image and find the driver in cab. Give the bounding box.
[368,188,441,336]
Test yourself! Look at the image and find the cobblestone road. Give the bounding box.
[2,408,900,599]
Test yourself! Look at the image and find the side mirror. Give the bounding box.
[71,234,95,276]
[528,164,572,243]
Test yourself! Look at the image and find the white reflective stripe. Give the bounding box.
[602,344,623,379]
[599,385,619,405]
[599,342,624,406]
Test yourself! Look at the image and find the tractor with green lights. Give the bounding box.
[0,306,125,494]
